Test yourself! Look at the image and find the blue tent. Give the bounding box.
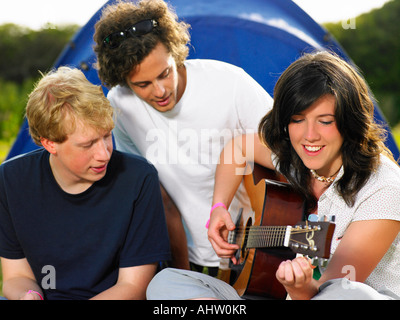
[7,0,399,160]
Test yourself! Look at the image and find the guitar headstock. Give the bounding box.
[288,221,335,258]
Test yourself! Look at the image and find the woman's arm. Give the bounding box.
[276,219,400,299]
[207,133,274,260]
[320,219,400,283]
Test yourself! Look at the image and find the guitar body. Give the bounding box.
[218,163,306,299]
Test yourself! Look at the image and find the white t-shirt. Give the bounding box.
[108,59,273,266]
[316,155,400,296]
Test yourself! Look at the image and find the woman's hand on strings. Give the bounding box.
[207,206,239,264]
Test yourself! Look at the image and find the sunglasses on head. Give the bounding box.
[103,19,158,49]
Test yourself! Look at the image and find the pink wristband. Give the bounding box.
[27,290,44,300]
[205,202,227,229]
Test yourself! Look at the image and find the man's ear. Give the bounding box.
[40,137,57,154]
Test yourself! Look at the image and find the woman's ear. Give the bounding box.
[40,137,57,154]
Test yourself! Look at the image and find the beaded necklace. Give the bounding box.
[310,167,341,183]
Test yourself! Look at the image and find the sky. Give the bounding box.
[293,0,392,23]
[0,0,393,29]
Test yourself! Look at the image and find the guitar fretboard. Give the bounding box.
[229,226,291,249]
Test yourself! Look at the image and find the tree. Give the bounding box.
[324,0,400,125]
[0,23,78,83]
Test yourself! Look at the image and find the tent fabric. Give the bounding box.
[7,0,399,161]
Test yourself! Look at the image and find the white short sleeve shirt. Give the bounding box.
[108,59,273,266]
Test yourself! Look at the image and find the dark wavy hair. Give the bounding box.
[259,51,394,212]
[93,0,190,88]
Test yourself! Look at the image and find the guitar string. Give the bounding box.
[229,235,310,247]
[230,227,317,235]
[229,227,287,247]
[231,231,316,244]
[229,226,316,236]
[228,227,316,247]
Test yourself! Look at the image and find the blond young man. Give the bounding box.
[0,67,170,300]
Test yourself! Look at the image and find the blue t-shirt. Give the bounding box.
[0,149,170,299]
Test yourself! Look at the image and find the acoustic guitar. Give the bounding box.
[217,163,335,299]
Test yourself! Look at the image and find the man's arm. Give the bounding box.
[1,257,43,300]
[208,133,274,259]
[90,263,158,300]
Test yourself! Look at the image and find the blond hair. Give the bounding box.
[26,67,114,146]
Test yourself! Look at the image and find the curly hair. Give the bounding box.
[258,51,394,211]
[26,67,114,146]
[93,0,191,88]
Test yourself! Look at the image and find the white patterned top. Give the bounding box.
[316,154,400,296]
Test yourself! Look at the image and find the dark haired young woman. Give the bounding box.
[147,52,400,300]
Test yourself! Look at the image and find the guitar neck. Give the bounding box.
[229,221,334,258]
[230,226,292,249]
